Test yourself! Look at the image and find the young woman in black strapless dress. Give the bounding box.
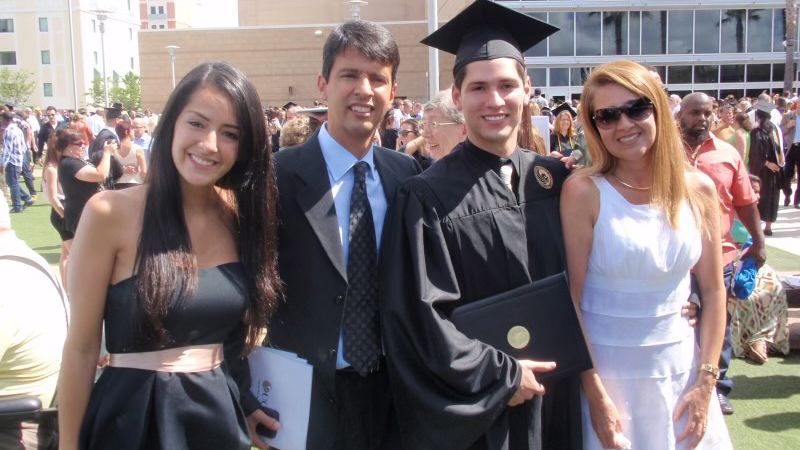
[58,62,280,450]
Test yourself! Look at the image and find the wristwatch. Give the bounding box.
[698,363,720,379]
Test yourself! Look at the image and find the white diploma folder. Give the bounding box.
[248,347,313,450]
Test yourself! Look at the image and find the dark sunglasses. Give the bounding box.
[592,98,655,129]
[399,130,417,136]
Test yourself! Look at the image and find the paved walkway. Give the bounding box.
[767,201,800,258]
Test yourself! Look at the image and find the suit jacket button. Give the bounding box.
[334,295,344,304]
[328,396,336,405]
[329,348,336,357]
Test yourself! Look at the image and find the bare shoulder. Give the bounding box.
[685,169,716,196]
[562,172,599,202]
[82,186,147,230]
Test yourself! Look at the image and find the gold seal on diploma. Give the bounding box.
[507,325,531,349]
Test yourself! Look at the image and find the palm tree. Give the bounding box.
[721,9,764,53]
[588,11,627,55]
[785,2,797,95]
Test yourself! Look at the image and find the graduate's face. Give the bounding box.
[452,58,530,155]
[317,48,396,152]
[171,86,240,189]
[592,83,656,163]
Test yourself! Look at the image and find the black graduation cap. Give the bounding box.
[421,0,558,76]
[552,102,577,119]
[283,101,298,110]
[106,102,123,119]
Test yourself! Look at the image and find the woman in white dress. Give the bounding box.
[560,60,733,450]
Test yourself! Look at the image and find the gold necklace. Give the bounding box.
[611,172,651,191]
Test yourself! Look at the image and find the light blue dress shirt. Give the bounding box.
[318,124,387,369]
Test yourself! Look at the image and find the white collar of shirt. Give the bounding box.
[318,122,377,181]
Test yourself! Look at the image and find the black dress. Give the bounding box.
[58,156,100,234]
[381,140,583,450]
[79,263,252,450]
[749,124,783,222]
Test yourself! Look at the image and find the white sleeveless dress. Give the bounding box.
[580,176,732,450]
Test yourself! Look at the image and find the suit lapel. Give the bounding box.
[295,136,347,281]
[373,148,402,258]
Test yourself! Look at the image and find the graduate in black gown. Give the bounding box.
[380,1,584,449]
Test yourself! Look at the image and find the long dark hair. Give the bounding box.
[135,62,279,351]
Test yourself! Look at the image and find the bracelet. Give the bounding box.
[698,363,720,379]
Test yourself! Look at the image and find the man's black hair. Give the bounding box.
[321,20,399,83]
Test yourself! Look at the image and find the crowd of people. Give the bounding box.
[0,0,796,449]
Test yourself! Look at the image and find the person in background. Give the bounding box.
[728,174,791,364]
[418,89,466,161]
[732,112,753,164]
[749,103,785,236]
[2,112,34,213]
[549,104,580,158]
[112,121,147,189]
[132,117,152,163]
[42,130,73,286]
[0,192,68,450]
[278,115,313,148]
[678,92,765,416]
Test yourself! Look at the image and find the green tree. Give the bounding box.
[0,68,35,106]
[85,70,105,106]
[111,72,141,110]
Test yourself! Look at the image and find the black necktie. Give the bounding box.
[343,161,381,376]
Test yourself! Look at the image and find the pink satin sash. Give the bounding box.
[108,343,223,373]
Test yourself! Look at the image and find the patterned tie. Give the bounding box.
[499,162,515,192]
[342,161,381,376]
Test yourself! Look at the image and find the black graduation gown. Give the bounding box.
[381,140,582,450]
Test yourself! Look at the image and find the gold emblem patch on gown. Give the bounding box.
[534,166,553,189]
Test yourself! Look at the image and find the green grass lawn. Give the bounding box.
[6,183,800,449]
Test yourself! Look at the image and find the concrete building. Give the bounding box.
[0,0,140,109]
[511,0,796,102]
[139,0,798,111]
[139,0,458,111]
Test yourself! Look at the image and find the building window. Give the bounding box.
[746,64,771,82]
[571,67,592,86]
[159,24,165,29]
[773,9,787,52]
[150,6,156,14]
[0,52,16,65]
[129,28,133,40]
[130,57,134,70]
[694,65,719,83]
[525,13,547,57]
[0,19,13,33]
[527,68,546,88]
[41,50,51,64]
[151,25,157,29]
[773,63,786,82]
[576,12,601,56]
[642,11,667,54]
[549,12,574,56]
[668,10,693,54]
[39,17,48,32]
[43,83,53,97]
[92,19,96,33]
[550,67,569,86]
[158,6,164,14]
[629,11,641,55]
[747,9,772,52]
[94,51,98,65]
[695,10,720,53]
[721,10,747,53]
[603,11,628,56]
[720,64,745,82]
[667,65,692,84]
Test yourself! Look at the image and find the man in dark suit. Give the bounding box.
[245,20,420,450]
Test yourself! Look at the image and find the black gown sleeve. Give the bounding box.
[381,181,522,450]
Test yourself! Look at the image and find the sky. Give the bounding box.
[192,0,238,28]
